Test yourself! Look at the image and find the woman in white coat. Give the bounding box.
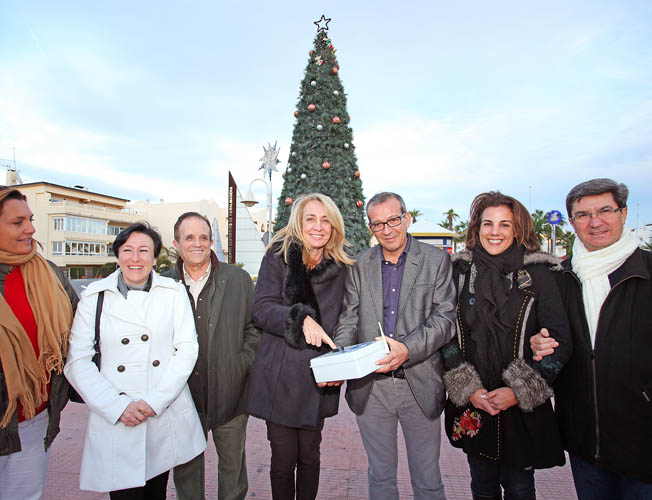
[64,223,205,499]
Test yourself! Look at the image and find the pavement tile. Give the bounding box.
[44,393,577,499]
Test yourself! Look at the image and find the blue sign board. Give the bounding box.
[547,210,563,225]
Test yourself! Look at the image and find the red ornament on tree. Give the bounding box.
[285,197,294,206]
[294,110,298,118]
[354,170,360,178]
[356,200,363,208]
[322,161,331,169]
[332,67,338,75]
[308,104,316,112]
[309,50,313,56]
[332,116,340,124]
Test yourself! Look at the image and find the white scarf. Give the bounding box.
[571,228,638,346]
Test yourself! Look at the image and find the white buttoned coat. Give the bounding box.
[64,270,206,492]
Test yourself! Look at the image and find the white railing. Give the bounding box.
[49,200,137,215]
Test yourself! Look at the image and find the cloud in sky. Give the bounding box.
[1,0,652,228]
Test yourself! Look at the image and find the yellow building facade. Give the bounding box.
[15,182,140,278]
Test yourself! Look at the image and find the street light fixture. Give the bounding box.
[241,141,280,244]
[242,177,273,244]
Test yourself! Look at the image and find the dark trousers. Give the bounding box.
[173,413,249,500]
[569,453,652,500]
[266,420,324,500]
[109,471,170,500]
[467,455,535,500]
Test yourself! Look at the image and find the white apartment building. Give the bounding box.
[12,181,140,278]
[5,170,270,277]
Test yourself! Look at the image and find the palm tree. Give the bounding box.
[156,246,176,273]
[443,209,460,231]
[453,220,468,251]
[558,228,576,258]
[531,210,547,245]
[408,209,422,223]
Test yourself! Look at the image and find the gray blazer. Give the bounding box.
[332,238,456,419]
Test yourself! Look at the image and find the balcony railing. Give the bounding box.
[49,200,137,215]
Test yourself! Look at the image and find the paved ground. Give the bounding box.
[44,394,577,499]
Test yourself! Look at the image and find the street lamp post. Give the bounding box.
[242,178,273,244]
[242,141,281,245]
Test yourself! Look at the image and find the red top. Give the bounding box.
[4,266,49,422]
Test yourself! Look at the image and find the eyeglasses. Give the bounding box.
[571,206,622,224]
[368,213,406,233]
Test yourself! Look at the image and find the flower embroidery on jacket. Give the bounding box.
[451,409,483,441]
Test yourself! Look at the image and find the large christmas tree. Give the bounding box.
[275,16,369,255]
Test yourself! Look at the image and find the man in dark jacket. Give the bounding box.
[532,179,652,499]
[165,212,260,500]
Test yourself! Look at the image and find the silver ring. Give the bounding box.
[480,394,486,399]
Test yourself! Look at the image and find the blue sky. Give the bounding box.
[2,1,651,229]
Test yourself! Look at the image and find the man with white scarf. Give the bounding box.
[531,178,652,500]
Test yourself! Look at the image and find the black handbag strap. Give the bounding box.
[92,290,104,367]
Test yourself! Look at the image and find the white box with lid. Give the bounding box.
[310,340,390,383]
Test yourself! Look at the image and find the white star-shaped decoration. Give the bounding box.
[314,15,331,33]
[259,141,280,179]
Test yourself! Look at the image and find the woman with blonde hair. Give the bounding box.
[247,193,353,500]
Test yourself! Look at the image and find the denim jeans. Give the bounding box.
[569,453,652,500]
[0,409,49,500]
[467,455,535,500]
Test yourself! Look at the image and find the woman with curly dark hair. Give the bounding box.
[442,191,572,500]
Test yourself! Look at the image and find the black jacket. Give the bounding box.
[246,244,347,430]
[442,250,572,468]
[553,248,652,483]
[163,252,260,429]
[0,261,78,455]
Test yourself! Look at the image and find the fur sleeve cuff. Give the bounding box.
[502,358,553,412]
[284,303,316,349]
[443,362,484,407]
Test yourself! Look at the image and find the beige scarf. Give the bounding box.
[0,242,73,427]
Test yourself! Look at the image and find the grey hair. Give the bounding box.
[366,192,407,219]
[565,178,629,217]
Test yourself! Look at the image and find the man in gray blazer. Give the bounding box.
[332,192,456,500]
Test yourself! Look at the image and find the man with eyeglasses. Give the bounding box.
[531,178,652,499]
[332,192,456,499]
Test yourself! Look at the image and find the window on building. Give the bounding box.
[52,241,63,255]
[52,217,64,231]
[108,225,121,236]
[64,216,108,235]
[62,240,107,256]
[69,267,85,279]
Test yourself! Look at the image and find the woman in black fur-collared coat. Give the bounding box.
[246,193,353,500]
[441,192,573,500]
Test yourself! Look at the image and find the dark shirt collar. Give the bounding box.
[380,234,411,264]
